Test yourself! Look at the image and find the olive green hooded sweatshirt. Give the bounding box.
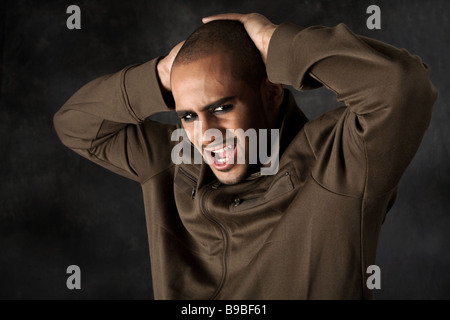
[54,22,437,299]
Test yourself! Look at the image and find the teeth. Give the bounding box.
[212,144,234,154]
[207,143,235,165]
[216,156,229,164]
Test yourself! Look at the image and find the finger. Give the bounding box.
[174,40,185,50]
[168,40,185,58]
[202,13,247,24]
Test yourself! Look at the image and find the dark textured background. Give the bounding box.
[0,0,448,300]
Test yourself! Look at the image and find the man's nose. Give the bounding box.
[195,117,223,148]
[200,119,215,146]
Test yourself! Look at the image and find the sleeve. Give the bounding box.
[53,58,178,183]
[266,23,438,197]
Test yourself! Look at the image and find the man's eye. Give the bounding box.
[213,104,233,114]
[182,113,197,122]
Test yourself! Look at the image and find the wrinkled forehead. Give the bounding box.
[171,50,237,81]
[171,54,244,108]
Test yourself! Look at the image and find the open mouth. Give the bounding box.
[204,138,238,171]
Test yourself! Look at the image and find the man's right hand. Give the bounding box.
[157,40,185,92]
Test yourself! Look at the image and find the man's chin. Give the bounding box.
[211,164,249,185]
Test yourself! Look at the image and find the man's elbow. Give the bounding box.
[380,54,438,149]
[53,108,85,150]
[53,108,68,147]
[388,53,438,124]
[394,52,437,106]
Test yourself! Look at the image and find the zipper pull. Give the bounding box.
[212,181,222,189]
[191,186,196,199]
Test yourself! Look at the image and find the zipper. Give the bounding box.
[178,167,198,199]
[201,181,230,300]
[179,167,229,298]
[273,171,291,184]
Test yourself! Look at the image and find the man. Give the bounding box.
[54,13,437,299]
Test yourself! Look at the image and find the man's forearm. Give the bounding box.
[54,58,170,151]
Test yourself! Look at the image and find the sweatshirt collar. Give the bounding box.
[245,89,309,180]
[194,89,309,185]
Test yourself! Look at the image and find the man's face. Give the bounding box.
[171,52,274,185]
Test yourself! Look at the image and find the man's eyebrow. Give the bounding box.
[176,96,235,117]
[200,96,236,112]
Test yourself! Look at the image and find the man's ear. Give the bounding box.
[263,78,284,110]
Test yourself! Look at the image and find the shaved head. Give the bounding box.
[172,20,267,88]
[170,20,283,184]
